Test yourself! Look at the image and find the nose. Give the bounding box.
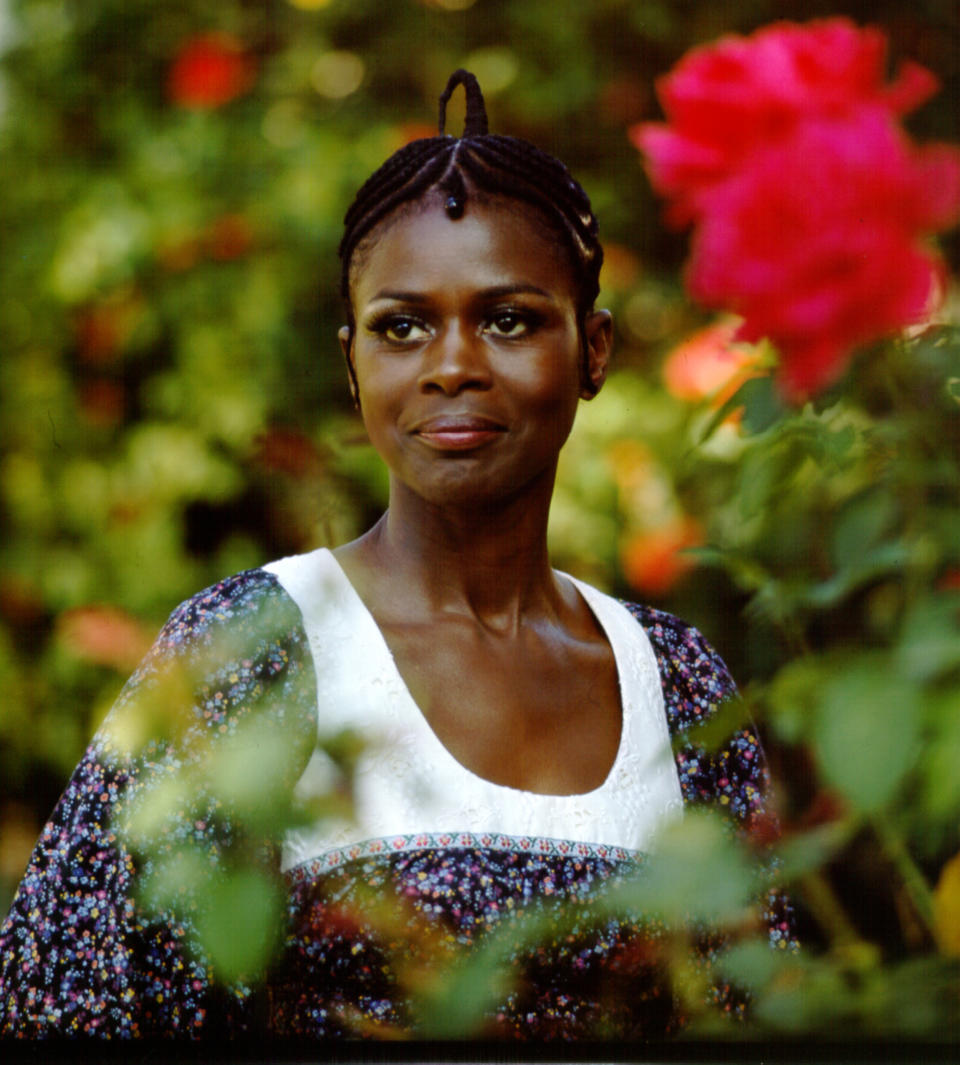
[417,320,492,395]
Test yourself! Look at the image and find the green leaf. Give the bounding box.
[700,374,784,442]
[195,868,284,983]
[414,938,515,1039]
[752,955,851,1032]
[804,542,911,610]
[814,658,921,812]
[897,594,960,682]
[718,939,789,994]
[614,811,755,924]
[206,711,300,828]
[904,325,960,380]
[765,657,828,744]
[775,820,858,882]
[739,375,787,434]
[831,491,898,572]
[672,693,753,755]
[918,688,960,826]
[138,844,213,914]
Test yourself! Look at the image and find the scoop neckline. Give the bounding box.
[317,547,630,802]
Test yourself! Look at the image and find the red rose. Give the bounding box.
[168,33,255,109]
[688,112,955,395]
[632,19,938,226]
[632,19,960,398]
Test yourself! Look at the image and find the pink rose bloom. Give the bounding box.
[632,19,960,397]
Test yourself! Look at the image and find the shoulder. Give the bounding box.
[620,601,737,734]
[101,565,318,764]
[622,602,774,830]
[154,566,305,654]
[125,565,313,690]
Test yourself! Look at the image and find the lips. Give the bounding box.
[412,414,506,451]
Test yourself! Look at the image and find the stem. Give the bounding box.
[871,816,936,936]
[799,870,869,952]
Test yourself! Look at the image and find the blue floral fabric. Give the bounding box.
[0,569,794,1040]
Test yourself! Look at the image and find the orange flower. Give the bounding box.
[58,605,152,671]
[620,517,703,597]
[938,568,960,592]
[204,214,255,260]
[73,289,146,365]
[662,319,762,405]
[254,427,325,478]
[78,380,126,427]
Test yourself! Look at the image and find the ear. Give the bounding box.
[580,310,613,399]
[339,325,361,410]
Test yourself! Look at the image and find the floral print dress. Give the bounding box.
[0,550,794,1040]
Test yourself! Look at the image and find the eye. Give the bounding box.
[484,311,536,338]
[368,315,430,343]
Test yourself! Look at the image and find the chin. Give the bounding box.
[412,470,551,512]
[419,481,513,510]
[389,446,560,510]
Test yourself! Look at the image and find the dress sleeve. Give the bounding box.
[623,603,797,960]
[0,569,317,1039]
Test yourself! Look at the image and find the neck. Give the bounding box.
[357,470,563,631]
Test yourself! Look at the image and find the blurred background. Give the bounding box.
[1,0,959,1009]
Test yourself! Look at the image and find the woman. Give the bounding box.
[0,71,791,1040]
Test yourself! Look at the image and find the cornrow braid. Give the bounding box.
[338,70,605,394]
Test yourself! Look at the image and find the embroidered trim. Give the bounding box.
[285,832,642,883]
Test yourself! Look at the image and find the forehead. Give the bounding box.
[349,194,579,304]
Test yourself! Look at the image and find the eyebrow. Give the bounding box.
[370,283,554,303]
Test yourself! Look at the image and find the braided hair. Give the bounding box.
[338,69,605,394]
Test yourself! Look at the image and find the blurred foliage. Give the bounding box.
[1,0,960,1043]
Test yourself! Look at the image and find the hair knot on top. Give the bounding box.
[438,68,489,138]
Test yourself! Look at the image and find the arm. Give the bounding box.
[0,569,316,1038]
[624,603,797,957]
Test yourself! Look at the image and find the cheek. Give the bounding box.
[522,336,583,407]
[354,360,405,438]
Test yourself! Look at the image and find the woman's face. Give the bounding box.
[341,196,611,509]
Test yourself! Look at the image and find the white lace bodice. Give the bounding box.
[263,549,683,873]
